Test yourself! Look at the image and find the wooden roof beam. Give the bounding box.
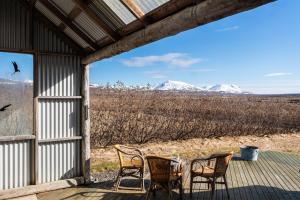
[121,0,144,19]
[39,0,99,50]
[83,0,275,64]
[73,0,121,41]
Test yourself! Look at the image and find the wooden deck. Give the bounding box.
[37,151,300,200]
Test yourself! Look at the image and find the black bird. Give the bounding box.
[11,61,20,75]
[0,104,12,112]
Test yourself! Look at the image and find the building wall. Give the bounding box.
[0,140,32,190]
[0,0,31,50]
[0,0,84,189]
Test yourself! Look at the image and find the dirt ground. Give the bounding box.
[91,133,300,173]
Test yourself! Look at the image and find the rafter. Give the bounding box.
[73,0,121,42]
[121,0,144,19]
[39,0,99,50]
[120,0,205,36]
[83,0,275,64]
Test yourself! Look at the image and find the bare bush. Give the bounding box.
[90,88,300,148]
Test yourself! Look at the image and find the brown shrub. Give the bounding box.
[90,88,300,147]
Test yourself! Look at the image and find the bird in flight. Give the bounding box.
[11,61,20,75]
[0,104,12,112]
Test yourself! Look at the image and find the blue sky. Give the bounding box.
[90,0,300,94]
[0,0,299,94]
[0,52,33,81]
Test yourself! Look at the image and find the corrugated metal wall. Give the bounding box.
[0,0,83,189]
[38,140,81,183]
[0,0,31,50]
[0,140,32,190]
[35,33,82,184]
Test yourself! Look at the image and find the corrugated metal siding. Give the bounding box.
[89,0,125,30]
[50,0,76,15]
[64,27,90,48]
[37,52,82,183]
[38,140,81,184]
[0,0,31,50]
[103,0,136,24]
[134,0,169,14]
[38,55,81,96]
[35,1,62,26]
[34,19,76,54]
[38,100,81,140]
[0,140,32,190]
[74,12,107,42]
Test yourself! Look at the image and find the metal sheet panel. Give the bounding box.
[38,140,81,184]
[0,0,31,50]
[103,0,136,24]
[64,27,90,48]
[50,0,76,15]
[90,0,125,30]
[74,12,107,42]
[0,140,32,190]
[38,100,81,140]
[34,19,76,54]
[38,55,81,96]
[133,0,169,14]
[35,1,62,26]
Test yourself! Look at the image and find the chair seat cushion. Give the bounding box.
[192,166,215,177]
[122,159,143,168]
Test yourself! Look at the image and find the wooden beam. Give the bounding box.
[81,64,91,183]
[39,0,99,50]
[38,136,83,143]
[0,177,84,200]
[121,0,144,19]
[73,0,121,41]
[83,0,275,64]
[0,135,35,142]
[120,0,202,36]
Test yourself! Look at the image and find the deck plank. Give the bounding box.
[37,151,300,200]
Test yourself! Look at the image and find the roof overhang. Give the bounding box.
[29,0,276,65]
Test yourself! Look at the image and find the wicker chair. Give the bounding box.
[145,156,183,200]
[190,152,233,199]
[114,144,145,191]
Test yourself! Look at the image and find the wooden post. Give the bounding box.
[81,64,90,183]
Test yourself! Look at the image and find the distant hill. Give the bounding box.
[154,80,247,94]
[89,80,249,94]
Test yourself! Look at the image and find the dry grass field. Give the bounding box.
[90,88,300,148]
[0,80,33,136]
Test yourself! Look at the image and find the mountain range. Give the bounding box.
[0,78,247,94]
[154,80,245,94]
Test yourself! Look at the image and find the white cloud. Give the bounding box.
[121,53,201,68]
[216,26,239,32]
[187,68,216,72]
[264,72,292,77]
[144,71,167,79]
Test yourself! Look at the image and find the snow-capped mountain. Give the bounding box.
[0,78,33,85]
[207,84,242,94]
[154,80,202,91]
[88,80,248,94]
[154,80,245,94]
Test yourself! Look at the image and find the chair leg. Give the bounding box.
[207,178,210,190]
[190,175,193,199]
[168,182,173,200]
[179,176,183,200]
[223,175,230,199]
[141,169,145,191]
[210,178,216,200]
[145,182,152,200]
[114,169,122,191]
